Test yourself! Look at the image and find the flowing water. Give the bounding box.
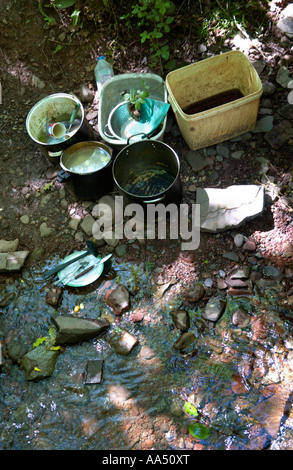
[0,258,292,450]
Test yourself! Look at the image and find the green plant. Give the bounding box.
[121,80,150,119]
[122,0,175,69]
[145,260,155,273]
[37,0,56,25]
[33,327,60,351]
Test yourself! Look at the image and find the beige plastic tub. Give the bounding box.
[166,50,263,150]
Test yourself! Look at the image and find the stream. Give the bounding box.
[0,257,292,451]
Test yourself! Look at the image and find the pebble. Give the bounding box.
[185,150,209,172]
[202,297,226,322]
[243,240,256,251]
[234,233,244,248]
[252,116,274,133]
[80,214,95,237]
[69,216,81,231]
[40,222,55,238]
[231,309,251,328]
[115,244,128,257]
[222,251,239,261]
[262,81,276,95]
[20,215,29,224]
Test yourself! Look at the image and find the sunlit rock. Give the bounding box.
[197,185,264,233]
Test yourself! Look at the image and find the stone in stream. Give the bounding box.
[20,345,59,381]
[231,308,251,328]
[84,359,104,384]
[202,297,226,322]
[109,330,139,355]
[173,332,196,351]
[45,286,63,307]
[51,315,110,345]
[184,284,205,303]
[104,285,130,316]
[170,309,190,331]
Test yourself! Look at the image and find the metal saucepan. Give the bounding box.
[112,139,182,206]
[58,141,114,200]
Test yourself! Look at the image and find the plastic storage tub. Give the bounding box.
[98,73,167,148]
[166,51,263,150]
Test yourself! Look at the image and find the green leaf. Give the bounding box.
[53,45,62,53]
[71,9,80,26]
[188,423,210,439]
[140,90,149,99]
[153,31,163,38]
[184,402,199,418]
[166,16,174,24]
[53,0,77,8]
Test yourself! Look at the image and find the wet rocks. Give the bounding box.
[45,286,63,307]
[251,314,269,341]
[109,330,139,355]
[231,308,251,328]
[202,297,226,322]
[0,238,30,272]
[170,309,190,331]
[0,285,17,307]
[52,315,110,345]
[104,285,130,316]
[20,345,59,381]
[84,359,104,384]
[173,332,196,351]
[184,284,205,302]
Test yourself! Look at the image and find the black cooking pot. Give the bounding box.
[58,141,114,200]
[112,139,182,206]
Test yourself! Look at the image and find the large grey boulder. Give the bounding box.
[197,185,264,233]
[51,315,110,345]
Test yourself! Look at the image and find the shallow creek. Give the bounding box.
[0,258,292,451]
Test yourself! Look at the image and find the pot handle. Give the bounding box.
[57,169,72,183]
[127,133,147,145]
[104,123,118,139]
[127,126,160,145]
[142,195,165,204]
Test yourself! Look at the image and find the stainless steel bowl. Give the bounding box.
[106,101,154,142]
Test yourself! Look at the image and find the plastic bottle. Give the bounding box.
[94,55,114,95]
